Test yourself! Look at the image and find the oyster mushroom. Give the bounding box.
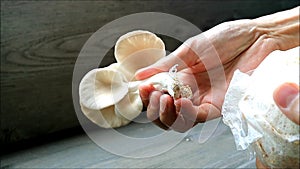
[115,30,166,81]
[79,30,192,128]
[79,63,127,110]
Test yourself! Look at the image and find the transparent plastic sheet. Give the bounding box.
[221,47,300,168]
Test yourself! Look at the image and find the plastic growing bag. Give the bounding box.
[222,47,299,168]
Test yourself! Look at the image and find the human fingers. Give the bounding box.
[159,94,177,127]
[148,93,193,132]
[174,98,221,123]
[147,91,168,130]
[273,82,299,125]
[157,98,221,133]
[158,95,195,133]
[139,83,156,106]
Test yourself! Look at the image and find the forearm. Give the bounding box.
[253,7,299,50]
[173,7,299,71]
[204,7,300,64]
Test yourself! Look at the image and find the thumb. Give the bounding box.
[135,45,191,80]
[273,82,299,125]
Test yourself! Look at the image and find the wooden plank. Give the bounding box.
[1,121,256,168]
[1,0,298,145]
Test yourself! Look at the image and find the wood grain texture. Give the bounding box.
[1,0,298,145]
[1,121,257,168]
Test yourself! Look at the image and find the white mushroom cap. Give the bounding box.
[79,63,128,110]
[79,63,133,128]
[115,90,143,121]
[80,104,130,128]
[115,30,165,63]
[115,30,166,81]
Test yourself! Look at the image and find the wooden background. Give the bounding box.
[1,0,299,151]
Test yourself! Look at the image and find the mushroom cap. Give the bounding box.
[115,30,165,63]
[80,104,131,128]
[118,48,166,81]
[79,64,128,110]
[115,30,166,81]
[115,90,143,121]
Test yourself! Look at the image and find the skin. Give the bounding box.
[135,7,299,168]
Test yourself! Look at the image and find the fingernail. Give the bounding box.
[275,83,299,108]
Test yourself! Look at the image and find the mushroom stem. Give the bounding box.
[127,68,192,100]
[127,72,173,93]
[128,81,143,92]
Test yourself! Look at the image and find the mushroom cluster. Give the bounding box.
[79,30,192,128]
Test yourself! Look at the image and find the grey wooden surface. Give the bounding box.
[1,0,299,147]
[1,119,256,168]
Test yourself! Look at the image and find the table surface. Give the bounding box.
[1,117,256,168]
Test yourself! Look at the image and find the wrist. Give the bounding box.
[252,7,299,50]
